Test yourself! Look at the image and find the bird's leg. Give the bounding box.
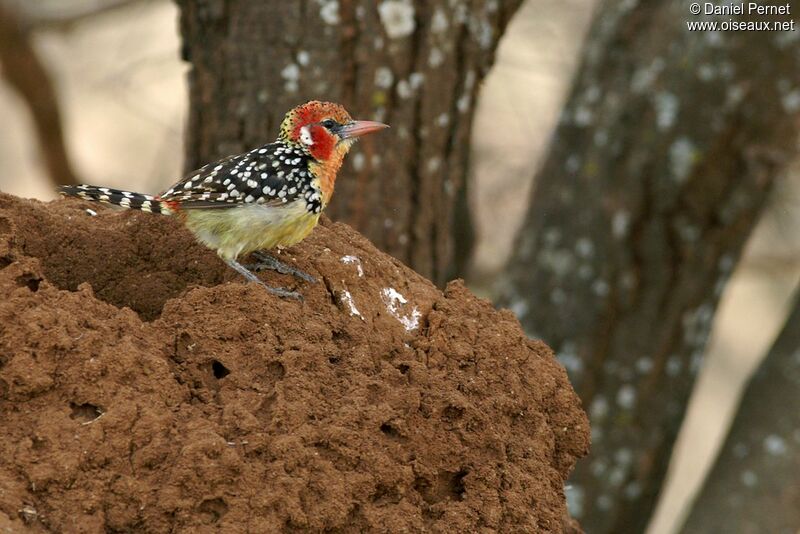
[246,250,318,284]
[224,258,302,300]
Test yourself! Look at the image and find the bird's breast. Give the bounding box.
[183,201,320,260]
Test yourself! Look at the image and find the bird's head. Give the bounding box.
[279,101,388,162]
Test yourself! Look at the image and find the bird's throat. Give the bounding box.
[311,142,351,206]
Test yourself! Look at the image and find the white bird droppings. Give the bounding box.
[341,290,363,319]
[319,1,340,25]
[381,288,421,331]
[341,255,364,277]
[378,0,416,39]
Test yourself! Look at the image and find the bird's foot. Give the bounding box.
[224,258,303,300]
[247,251,318,284]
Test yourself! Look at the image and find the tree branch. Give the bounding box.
[0,3,79,187]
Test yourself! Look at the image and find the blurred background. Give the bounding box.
[1,0,798,532]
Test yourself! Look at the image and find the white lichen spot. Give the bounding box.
[550,287,567,306]
[590,395,609,420]
[509,299,528,320]
[297,50,310,66]
[566,155,581,173]
[631,58,664,93]
[678,222,700,243]
[397,79,412,99]
[573,105,594,127]
[624,482,642,500]
[320,1,340,25]
[697,63,715,82]
[596,494,613,511]
[782,89,800,113]
[341,290,363,318]
[654,91,679,130]
[281,63,300,82]
[615,448,633,466]
[409,72,424,90]
[557,342,583,374]
[594,129,609,146]
[281,63,300,92]
[575,237,594,258]
[431,8,449,33]
[764,434,787,456]
[616,384,636,410]
[669,137,697,184]
[705,30,724,47]
[775,27,800,47]
[378,0,415,39]
[612,211,630,239]
[435,113,450,127]
[608,466,626,487]
[427,157,442,173]
[428,47,445,67]
[466,14,493,50]
[374,66,394,89]
[457,94,471,113]
[577,264,594,280]
[464,70,477,90]
[592,279,610,297]
[689,349,705,375]
[381,288,421,331]
[591,459,608,478]
[636,357,653,374]
[352,152,365,172]
[540,248,573,275]
[740,470,758,488]
[341,255,364,277]
[565,485,584,518]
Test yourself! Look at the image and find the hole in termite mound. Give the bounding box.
[69,402,103,424]
[211,360,231,379]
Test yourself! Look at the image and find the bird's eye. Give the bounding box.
[321,119,337,129]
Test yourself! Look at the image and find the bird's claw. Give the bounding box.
[263,284,304,301]
[249,251,317,284]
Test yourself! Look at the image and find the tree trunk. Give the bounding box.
[681,291,800,533]
[175,0,522,284]
[497,1,800,532]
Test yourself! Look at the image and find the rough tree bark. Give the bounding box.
[175,0,522,284]
[681,290,800,533]
[497,2,800,532]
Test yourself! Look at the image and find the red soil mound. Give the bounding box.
[0,193,588,532]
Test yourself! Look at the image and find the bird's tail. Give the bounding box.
[58,185,174,215]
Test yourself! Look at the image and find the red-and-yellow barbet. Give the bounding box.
[59,101,388,299]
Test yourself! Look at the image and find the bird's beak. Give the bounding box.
[338,120,390,140]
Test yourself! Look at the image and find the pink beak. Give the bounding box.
[338,120,390,139]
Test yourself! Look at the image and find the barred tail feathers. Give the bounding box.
[58,185,174,215]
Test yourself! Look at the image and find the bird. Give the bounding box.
[58,100,389,299]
